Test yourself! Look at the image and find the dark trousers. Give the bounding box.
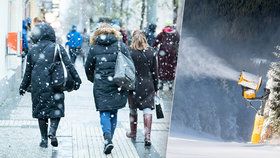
[69,47,82,64]
[38,118,61,140]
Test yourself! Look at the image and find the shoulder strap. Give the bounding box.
[53,44,63,62]
[54,43,68,81]
[140,50,153,76]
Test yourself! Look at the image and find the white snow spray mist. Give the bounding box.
[179,36,240,81]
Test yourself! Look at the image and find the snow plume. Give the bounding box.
[179,36,240,81]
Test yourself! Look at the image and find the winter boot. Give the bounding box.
[103,133,114,155]
[48,118,60,147]
[144,114,152,147]
[126,113,138,139]
[38,119,48,148]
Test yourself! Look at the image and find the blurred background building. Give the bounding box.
[0,0,23,104]
[0,0,54,104]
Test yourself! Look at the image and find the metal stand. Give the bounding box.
[244,99,264,115]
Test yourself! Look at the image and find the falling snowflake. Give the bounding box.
[159,50,166,56]
[101,57,107,62]
[54,110,61,116]
[95,73,101,79]
[39,53,45,59]
[54,94,62,100]
[57,104,63,109]
[107,76,113,81]
[100,34,106,40]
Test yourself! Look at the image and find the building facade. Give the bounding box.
[0,0,45,104]
[0,0,24,103]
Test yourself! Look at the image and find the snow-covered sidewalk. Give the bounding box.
[0,59,172,158]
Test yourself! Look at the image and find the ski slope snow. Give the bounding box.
[166,137,280,158]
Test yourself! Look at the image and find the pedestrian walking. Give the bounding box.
[85,24,131,155]
[126,31,158,147]
[120,26,129,45]
[153,22,180,90]
[22,19,30,57]
[66,25,83,64]
[19,23,82,148]
[21,18,31,77]
[144,23,157,46]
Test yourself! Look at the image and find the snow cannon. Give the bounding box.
[238,71,262,99]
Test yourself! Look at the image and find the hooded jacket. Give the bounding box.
[20,23,81,118]
[85,34,132,111]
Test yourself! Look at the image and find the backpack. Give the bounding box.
[113,42,136,90]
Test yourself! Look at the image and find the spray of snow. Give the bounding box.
[179,36,240,81]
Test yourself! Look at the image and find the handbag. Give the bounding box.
[49,44,75,92]
[113,42,136,90]
[155,95,164,119]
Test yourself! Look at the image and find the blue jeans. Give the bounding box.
[100,110,118,140]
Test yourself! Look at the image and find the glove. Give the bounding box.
[73,82,81,90]
[19,89,26,96]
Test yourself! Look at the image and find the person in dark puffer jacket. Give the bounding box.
[85,24,131,155]
[19,23,82,148]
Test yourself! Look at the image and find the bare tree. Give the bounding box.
[120,0,125,17]
[173,0,179,24]
[104,0,113,16]
[140,0,145,29]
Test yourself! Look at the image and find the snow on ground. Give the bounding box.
[166,137,280,158]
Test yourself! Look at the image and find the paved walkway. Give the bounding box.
[0,59,173,158]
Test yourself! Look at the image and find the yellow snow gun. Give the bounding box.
[238,71,264,144]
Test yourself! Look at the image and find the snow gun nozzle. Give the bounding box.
[237,71,262,99]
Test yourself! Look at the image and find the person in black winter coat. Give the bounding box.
[126,30,158,147]
[19,23,82,148]
[85,24,131,155]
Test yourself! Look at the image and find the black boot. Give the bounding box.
[103,133,114,155]
[48,118,60,147]
[38,119,48,148]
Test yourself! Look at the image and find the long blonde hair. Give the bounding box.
[90,23,121,44]
[130,30,148,50]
